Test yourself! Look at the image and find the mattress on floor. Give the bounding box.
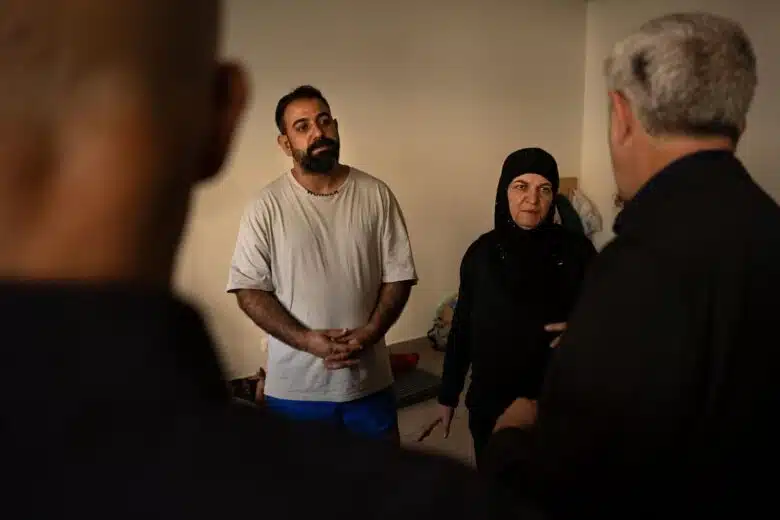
[393,368,441,409]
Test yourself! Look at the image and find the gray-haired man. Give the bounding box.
[484,12,780,517]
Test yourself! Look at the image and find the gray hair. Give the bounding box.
[604,12,757,141]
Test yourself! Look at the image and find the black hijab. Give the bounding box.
[494,147,560,242]
[490,147,569,318]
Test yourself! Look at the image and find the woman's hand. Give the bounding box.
[545,322,567,348]
[417,404,455,441]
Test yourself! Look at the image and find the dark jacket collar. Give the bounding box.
[0,281,228,419]
[614,149,743,235]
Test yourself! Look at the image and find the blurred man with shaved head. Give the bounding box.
[0,2,521,518]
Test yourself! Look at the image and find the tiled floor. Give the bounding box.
[390,338,475,467]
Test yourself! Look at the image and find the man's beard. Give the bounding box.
[296,137,340,174]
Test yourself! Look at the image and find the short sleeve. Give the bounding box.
[380,188,418,284]
[226,201,275,293]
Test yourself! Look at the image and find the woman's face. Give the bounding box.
[507,173,554,230]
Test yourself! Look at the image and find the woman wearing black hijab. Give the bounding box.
[418,148,597,466]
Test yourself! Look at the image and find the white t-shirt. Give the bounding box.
[226,167,417,402]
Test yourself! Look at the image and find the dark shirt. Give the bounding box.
[0,282,534,519]
[483,150,780,517]
[439,226,596,419]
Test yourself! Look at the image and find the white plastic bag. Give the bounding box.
[570,188,603,238]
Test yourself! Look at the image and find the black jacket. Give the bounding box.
[0,283,536,519]
[438,149,596,419]
[438,228,595,418]
[483,150,780,517]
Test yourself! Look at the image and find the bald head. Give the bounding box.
[0,0,219,119]
[0,0,248,285]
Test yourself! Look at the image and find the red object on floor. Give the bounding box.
[390,353,420,376]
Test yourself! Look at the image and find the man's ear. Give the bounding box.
[200,61,250,182]
[607,90,634,146]
[333,119,338,131]
[277,133,293,157]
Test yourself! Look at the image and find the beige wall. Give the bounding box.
[175,0,588,378]
[581,0,780,248]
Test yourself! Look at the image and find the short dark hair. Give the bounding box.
[274,85,331,134]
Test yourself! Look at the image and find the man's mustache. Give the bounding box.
[307,138,338,155]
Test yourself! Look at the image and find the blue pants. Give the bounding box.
[265,387,399,442]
